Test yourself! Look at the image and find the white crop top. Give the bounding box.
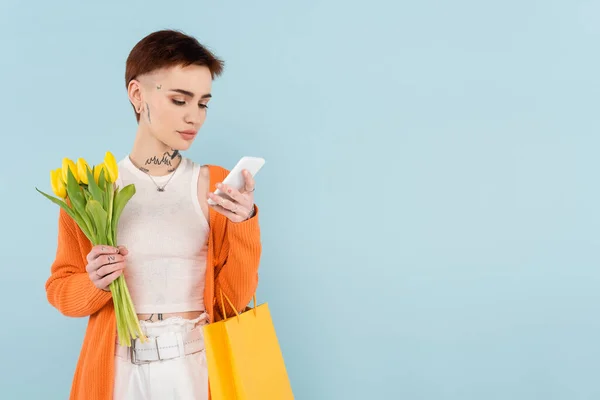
[114,155,209,314]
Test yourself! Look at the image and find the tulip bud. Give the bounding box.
[51,168,67,198]
[104,151,118,183]
[93,163,107,184]
[77,158,90,185]
[62,158,78,184]
[50,169,57,194]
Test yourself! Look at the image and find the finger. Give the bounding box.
[85,247,119,272]
[214,183,248,204]
[212,194,250,216]
[117,245,129,256]
[208,192,238,212]
[208,203,246,223]
[242,170,255,193]
[96,260,126,278]
[93,254,125,272]
[229,203,250,216]
[97,269,124,290]
[96,245,120,255]
[87,245,119,263]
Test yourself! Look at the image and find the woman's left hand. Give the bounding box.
[208,169,256,223]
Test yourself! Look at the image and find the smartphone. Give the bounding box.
[208,156,266,205]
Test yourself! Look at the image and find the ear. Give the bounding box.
[127,79,143,113]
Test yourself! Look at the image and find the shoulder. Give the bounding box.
[203,163,229,175]
[186,158,229,185]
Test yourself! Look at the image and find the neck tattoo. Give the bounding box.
[138,152,183,192]
[144,151,175,167]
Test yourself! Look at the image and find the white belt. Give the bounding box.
[115,326,205,365]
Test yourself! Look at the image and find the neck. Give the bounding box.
[129,128,182,176]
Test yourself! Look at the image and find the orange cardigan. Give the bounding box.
[45,165,262,400]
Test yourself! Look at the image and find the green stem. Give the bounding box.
[106,185,114,246]
[122,277,144,340]
[110,278,124,346]
[118,278,132,345]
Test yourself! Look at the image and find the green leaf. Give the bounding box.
[38,188,95,243]
[36,188,77,221]
[65,168,82,206]
[73,206,96,242]
[86,199,108,245]
[112,184,136,241]
[64,168,95,239]
[86,168,103,203]
[98,169,107,192]
[36,187,95,242]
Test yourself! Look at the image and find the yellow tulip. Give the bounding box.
[77,158,90,184]
[62,157,78,183]
[50,168,67,198]
[37,150,145,347]
[57,174,67,198]
[93,163,107,183]
[49,169,58,194]
[103,151,118,183]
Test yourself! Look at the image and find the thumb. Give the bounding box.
[117,245,129,255]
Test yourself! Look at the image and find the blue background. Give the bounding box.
[1,1,600,399]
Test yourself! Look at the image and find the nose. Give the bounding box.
[184,108,205,126]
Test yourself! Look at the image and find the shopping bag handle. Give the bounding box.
[219,290,258,321]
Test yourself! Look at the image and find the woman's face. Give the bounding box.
[128,64,213,151]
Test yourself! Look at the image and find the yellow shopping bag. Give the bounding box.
[203,290,294,400]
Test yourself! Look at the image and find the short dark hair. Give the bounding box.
[125,29,224,121]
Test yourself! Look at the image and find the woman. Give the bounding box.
[45,29,262,400]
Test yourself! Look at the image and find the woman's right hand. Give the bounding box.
[85,245,128,291]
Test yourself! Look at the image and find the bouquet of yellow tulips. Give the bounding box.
[36,151,146,347]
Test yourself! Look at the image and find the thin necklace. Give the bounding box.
[141,157,183,192]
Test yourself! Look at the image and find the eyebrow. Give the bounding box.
[169,88,212,99]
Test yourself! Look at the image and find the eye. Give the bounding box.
[199,104,209,109]
[172,99,186,106]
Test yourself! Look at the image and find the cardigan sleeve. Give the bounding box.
[211,165,262,319]
[45,208,113,318]
[213,207,262,319]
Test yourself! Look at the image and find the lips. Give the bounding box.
[178,130,197,140]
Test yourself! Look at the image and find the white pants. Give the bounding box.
[113,314,209,400]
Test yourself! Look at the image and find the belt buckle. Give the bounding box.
[130,338,159,365]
